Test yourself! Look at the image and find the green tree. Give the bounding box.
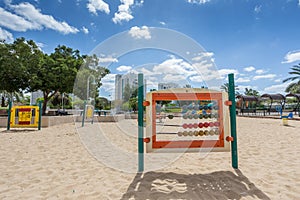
[283,63,300,93]
[73,55,110,101]
[123,83,132,102]
[28,45,85,113]
[220,83,239,95]
[285,81,300,93]
[50,92,71,108]
[0,38,43,95]
[244,88,260,96]
[283,63,300,83]
[129,97,138,112]
[95,97,109,110]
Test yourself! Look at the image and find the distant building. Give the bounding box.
[158,82,180,90]
[115,72,147,101]
[30,90,43,105]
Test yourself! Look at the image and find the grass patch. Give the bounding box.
[164,108,182,113]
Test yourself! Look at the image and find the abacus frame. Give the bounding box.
[145,89,231,153]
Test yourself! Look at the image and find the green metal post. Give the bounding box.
[138,73,144,172]
[7,100,12,131]
[228,73,238,169]
[38,101,43,130]
[82,101,87,127]
[91,107,94,124]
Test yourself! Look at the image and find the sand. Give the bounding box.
[0,117,299,199]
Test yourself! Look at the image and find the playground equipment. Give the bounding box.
[261,94,285,115]
[137,73,238,172]
[285,93,300,115]
[281,112,293,126]
[236,95,260,115]
[145,89,231,152]
[81,101,94,127]
[7,101,42,130]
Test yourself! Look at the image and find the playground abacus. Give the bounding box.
[144,88,231,152]
[137,73,238,172]
[180,101,220,137]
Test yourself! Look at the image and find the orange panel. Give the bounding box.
[151,92,225,149]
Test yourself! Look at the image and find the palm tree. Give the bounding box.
[0,90,24,107]
[283,63,300,92]
[244,88,260,97]
[220,83,239,95]
[285,81,300,94]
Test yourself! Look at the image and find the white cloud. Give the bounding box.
[159,21,166,26]
[192,52,214,62]
[153,56,195,76]
[163,74,186,82]
[282,50,300,63]
[189,73,220,82]
[135,0,144,7]
[36,42,45,50]
[243,66,255,72]
[98,55,118,63]
[0,27,13,43]
[112,0,134,24]
[82,26,89,34]
[255,69,265,74]
[4,2,78,34]
[253,74,276,80]
[116,65,132,72]
[218,69,239,78]
[254,5,262,13]
[128,26,151,40]
[87,0,110,15]
[0,7,38,31]
[263,82,289,94]
[192,60,214,71]
[236,77,251,83]
[187,0,211,4]
[274,79,281,83]
[101,73,116,93]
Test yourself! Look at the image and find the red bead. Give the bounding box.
[204,122,209,128]
[214,121,220,127]
[198,123,203,128]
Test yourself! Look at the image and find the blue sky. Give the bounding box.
[1,0,300,99]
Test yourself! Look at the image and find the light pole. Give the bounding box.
[109,94,112,110]
[87,74,96,102]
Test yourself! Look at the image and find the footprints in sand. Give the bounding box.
[151,179,187,194]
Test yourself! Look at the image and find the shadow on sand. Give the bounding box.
[121,169,270,200]
[1,129,38,133]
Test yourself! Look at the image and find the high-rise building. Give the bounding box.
[115,72,146,101]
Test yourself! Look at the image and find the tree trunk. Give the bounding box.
[42,94,48,115]
[42,91,58,115]
[1,96,5,107]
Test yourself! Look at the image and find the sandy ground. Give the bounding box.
[0,117,299,200]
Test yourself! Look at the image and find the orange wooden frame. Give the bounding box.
[151,92,225,149]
